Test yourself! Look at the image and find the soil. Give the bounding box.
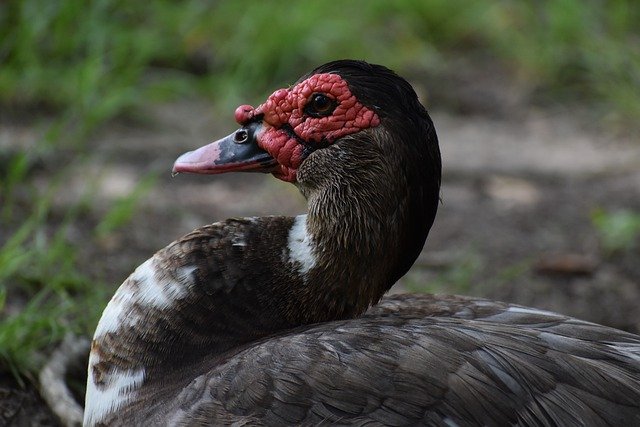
[2,78,639,424]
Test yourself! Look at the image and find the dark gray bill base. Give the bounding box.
[172,122,277,175]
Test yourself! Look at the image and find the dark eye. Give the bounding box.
[304,93,336,118]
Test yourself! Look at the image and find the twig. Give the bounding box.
[39,334,90,427]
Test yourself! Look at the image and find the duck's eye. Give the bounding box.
[304,93,336,118]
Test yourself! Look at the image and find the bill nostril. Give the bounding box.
[234,129,249,144]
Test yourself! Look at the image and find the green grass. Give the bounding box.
[0,154,85,379]
[1,0,639,382]
[403,249,483,295]
[1,0,639,130]
[592,208,640,255]
[0,150,153,380]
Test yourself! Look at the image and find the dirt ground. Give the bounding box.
[2,80,640,424]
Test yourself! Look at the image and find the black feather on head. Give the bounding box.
[302,60,427,122]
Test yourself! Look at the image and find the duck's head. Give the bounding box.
[173,60,439,187]
[174,60,441,292]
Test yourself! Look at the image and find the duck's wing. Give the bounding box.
[159,299,640,426]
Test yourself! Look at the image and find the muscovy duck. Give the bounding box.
[85,60,640,426]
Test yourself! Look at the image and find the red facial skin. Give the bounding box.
[234,73,381,182]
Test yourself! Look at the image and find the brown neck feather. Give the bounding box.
[296,123,440,317]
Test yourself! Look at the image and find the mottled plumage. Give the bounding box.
[85,60,640,426]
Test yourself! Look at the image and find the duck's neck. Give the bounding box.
[86,128,439,423]
[296,133,438,316]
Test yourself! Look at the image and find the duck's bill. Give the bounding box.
[172,122,277,175]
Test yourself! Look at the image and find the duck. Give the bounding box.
[84,60,640,426]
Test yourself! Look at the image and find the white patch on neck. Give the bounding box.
[84,361,145,426]
[287,215,316,275]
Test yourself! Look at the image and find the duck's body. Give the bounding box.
[85,61,640,426]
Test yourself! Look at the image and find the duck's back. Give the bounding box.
[127,294,640,426]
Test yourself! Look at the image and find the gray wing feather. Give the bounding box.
[162,298,640,426]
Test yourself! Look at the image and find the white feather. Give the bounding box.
[93,259,195,337]
[506,306,558,316]
[84,361,145,426]
[287,215,316,275]
[86,258,196,424]
[609,343,640,362]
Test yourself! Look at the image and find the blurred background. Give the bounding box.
[1,0,640,423]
